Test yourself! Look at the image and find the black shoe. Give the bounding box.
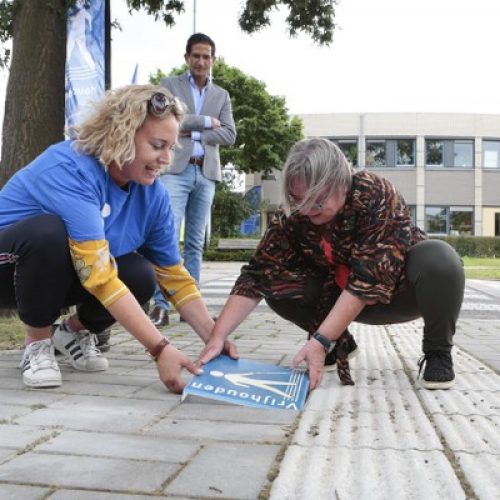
[324,331,359,371]
[149,305,170,328]
[95,328,111,353]
[418,351,455,390]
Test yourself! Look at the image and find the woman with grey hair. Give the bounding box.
[0,84,235,393]
[199,137,464,391]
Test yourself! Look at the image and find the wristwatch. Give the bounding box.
[312,331,336,354]
[147,336,170,361]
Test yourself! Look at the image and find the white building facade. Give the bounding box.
[248,113,500,237]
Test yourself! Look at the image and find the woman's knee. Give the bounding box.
[116,253,156,304]
[10,215,70,268]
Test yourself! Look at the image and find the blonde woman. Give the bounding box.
[0,84,234,392]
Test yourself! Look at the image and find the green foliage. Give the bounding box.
[0,0,336,68]
[151,60,304,175]
[239,0,337,45]
[0,313,25,349]
[432,236,500,257]
[204,247,254,262]
[124,0,184,26]
[0,0,14,68]
[211,181,253,238]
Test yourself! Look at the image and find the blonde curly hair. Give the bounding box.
[69,84,185,168]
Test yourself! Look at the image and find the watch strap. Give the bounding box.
[147,336,170,361]
[312,331,335,353]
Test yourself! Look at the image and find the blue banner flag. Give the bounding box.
[65,0,105,129]
[182,355,310,410]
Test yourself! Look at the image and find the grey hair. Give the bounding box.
[282,137,352,214]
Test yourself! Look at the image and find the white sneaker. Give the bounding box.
[52,322,109,372]
[20,339,62,388]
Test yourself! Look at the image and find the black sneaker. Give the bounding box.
[324,331,359,372]
[418,351,455,390]
[95,328,111,352]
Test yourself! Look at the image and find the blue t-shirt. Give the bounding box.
[0,140,181,267]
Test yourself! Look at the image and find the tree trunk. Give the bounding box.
[0,0,66,187]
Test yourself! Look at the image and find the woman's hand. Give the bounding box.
[292,339,326,391]
[222,339,239,359]
[197,336,224,366]
[155,344,201,394]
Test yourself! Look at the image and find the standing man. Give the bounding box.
[149,33,236,327]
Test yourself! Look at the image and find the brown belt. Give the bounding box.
[189,156,204,167]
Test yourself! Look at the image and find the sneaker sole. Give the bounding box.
[324,347,360,372]
[419,378,455,390]
[23,374,62,388]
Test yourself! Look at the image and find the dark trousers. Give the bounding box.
[266,239,465,354]
[0,215,156,331]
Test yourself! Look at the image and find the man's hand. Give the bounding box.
[156,344,202,394]
[292,339,326,391]
[211,117,221,128]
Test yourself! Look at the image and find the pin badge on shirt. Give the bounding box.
[101,203,111,218]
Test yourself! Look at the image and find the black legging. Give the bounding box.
[0,215,156,332]
[266,239,465,354]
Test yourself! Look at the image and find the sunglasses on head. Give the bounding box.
[148,92,177,117]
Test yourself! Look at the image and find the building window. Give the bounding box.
[337,140,358,167]
[426,140,443,166]
[453,141,473,167]
[366,140,386,167]
[483,140,500,168]
[425,206,473,235]
[495,213,500,236]
[425,207,447,234]
[449,207,473,235]
[426,139,474,167]
[364,138,416,168]
[397,140,415,166]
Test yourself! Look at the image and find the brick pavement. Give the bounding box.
[0,263,498,499]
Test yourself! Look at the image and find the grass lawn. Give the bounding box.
[0,314,25,350]
[462,257,500,280]
[0,257,498,350]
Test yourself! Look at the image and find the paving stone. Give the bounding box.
[432,414,500,454]
[0,404,32,421]
[34,380,140,398]
[456,452,500,499]
[0,447,17,462]
[1,274,499,498]
[269,447,465,500]
[49,491,173,500]
[146,417,289,443]
[0,483,50,499]
[0,389,63,407]
[15,407,159,433]
[169,402,297,425]
[166,442,280,498]
[46,394,178,414]
[0,424,55,449]
[0,453,178,492]
[36,430,199,463]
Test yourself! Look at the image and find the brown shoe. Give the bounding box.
[149,306,169,328]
